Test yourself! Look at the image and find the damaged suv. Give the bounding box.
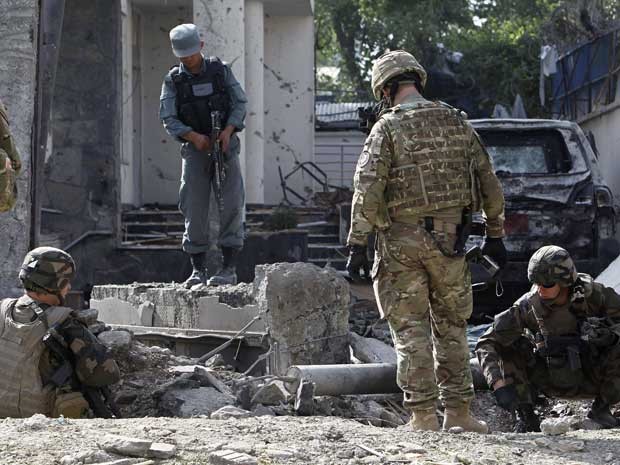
[470,118,619,316]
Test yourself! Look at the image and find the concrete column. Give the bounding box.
[244,0,265,204]
[193,0,246,180]
[0,0,38,296]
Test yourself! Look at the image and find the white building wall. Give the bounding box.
[263,14,315,204]
[244,0,265,204]
[579,101,620,202]
[194,0,247,182]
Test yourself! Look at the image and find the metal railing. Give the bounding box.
[314,142,363,188]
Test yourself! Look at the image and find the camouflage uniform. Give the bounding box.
[477,252,620,410]
[0,98,21,212]
[0,247,119,418]
[348,52,505,413]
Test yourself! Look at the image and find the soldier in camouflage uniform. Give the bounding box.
[0,97,21,212]
[346,50,506,432]
[477,246,620,432]
[0,247,120,418]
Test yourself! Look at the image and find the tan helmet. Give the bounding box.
[371,50,428,101]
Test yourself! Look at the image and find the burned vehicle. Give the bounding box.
[469,118,619,318]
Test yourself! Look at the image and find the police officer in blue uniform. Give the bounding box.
[160,23,247,287]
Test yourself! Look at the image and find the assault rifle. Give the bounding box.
[42,325,121,419]
[210,111,226,212]
[358,100,386,134]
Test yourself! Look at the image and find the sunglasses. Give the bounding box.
[539,283,557,289]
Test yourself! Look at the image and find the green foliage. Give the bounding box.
[316,0,619,116]
[262,206,299,231]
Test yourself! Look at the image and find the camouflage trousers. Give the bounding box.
[373,222,474,410]
[495,338,620,406]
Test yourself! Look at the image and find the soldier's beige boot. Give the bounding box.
[410,407,440,432]
[443,402,489,433]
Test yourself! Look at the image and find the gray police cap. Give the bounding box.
[169,23,202,58]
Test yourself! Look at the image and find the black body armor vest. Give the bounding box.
[171,57,230,135]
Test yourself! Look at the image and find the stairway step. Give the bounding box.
[308,257,347,271]
[308,234,341,244]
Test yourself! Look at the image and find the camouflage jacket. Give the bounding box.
[11,296,120,388]
[475,274,620,387]
[0,98,21,212]
[347,94,505,246]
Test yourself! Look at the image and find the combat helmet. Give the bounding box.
[19,247,75,295]
[527,245,578,287]
[371,50,428,100]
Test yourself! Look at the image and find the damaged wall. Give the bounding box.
[41,0,120,246]
[0,0,38,296]
[263,13,315,204]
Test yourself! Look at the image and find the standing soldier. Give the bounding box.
[477,246,620,432]
[0,97,21,212]
[346,50,506,432]
[160,23,247,288]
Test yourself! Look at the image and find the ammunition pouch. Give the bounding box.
[52,390,90,418]
[536,336,585,390]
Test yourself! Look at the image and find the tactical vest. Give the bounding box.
[528,287,589,392]
[0,298,72,418]
[171,57,230,135]
[0,103,17,212]
[384,101,474,218]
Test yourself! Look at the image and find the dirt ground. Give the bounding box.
[1,413,619,465]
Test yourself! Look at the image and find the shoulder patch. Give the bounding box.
[357,151,370,168]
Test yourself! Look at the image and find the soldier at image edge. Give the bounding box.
[0,97,22,212]
[159,23,248,288]
[477,245,620,432]
[346,49,507,432]
[0,247,120,419]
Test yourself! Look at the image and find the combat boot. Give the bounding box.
[410,407,440,432]
[587,397,620,428]
[183,253,207,288]
[208,247,239,286]
[443,402,489,433]
[514,404,541,433]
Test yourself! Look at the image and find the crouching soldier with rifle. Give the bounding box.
[0,247,120,419]
[477,246,620,432]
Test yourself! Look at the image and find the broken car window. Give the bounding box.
[477,129,573,175]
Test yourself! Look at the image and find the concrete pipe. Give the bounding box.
[285,363,400,396]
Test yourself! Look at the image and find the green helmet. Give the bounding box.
[19,247,75,294]
[371,50,428,101]
[527,245,577,287]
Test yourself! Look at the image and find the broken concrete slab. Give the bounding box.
[349,332,396,364]
[254,262,350,373]
[147,443,177,459]
[193,366,233,396]
[98,330,133,352]
[209,450,258,465]
[161,387,235,418]
[91,284,265,332]
[250,380,288,406]
[211,406,254,420]
[294,380,315,416]
[99,435,152,457]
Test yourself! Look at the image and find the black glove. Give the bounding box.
[346,245,370,282]
[493,384,518,412]
[481,237,507,268]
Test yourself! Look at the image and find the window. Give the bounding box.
[477,129,572,175]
